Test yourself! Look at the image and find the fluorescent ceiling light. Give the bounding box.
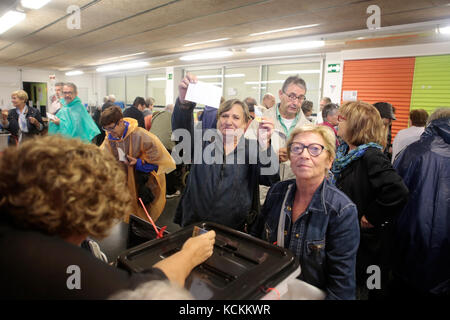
[147,77,166,81]
[180,51,233,61]
[100,52,146,62]
[252,87,267,90]
[247,41,325,54]
[21,0,51,10]
[184,38,231,47]
[250,24,320,36]
[278,70,321,75]
[0,11,26,35]
[96,61,149,72]
[65,70,84,76]
[196,74,245,79]
[245,80,285,85]
[438,25,450,34]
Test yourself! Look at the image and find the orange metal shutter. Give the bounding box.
[341,57,415,140]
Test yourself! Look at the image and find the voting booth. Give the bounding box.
[117,219,300,300]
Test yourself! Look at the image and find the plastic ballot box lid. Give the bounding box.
[117,222,300,300]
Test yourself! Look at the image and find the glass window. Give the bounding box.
[146,72,166,106]
[107,76,125,102]
[224,66,260,102]
[261,62,321,109]
[126,75,145,105]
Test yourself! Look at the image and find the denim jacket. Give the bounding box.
[250,178,360,300]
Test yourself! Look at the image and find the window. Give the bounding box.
[224,66,260,102]
[126,75,145,104]
[107,76,125,102]
[262,62,321,108]
[147,72,166,106]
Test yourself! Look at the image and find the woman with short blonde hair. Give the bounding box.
[0,89,44,144]
[252,124,360,299]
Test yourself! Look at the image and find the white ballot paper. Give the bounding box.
[46,112,58,121]
[117,147,127,162]
[185,81,222,109]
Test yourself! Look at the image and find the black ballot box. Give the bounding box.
[117,222,300,300]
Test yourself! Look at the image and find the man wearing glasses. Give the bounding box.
[48,83,100,143]
[245,75,310,204]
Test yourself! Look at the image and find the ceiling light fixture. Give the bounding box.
[245,80,285,85]
[147,77,166,81]
[180,51,233,61]
[195,74,245,79]
[438,25,450,34]
[96,61,149,72]
[184,38,231,47]
[21,0,52,10]
[247,40,325,54]
[278,70,321,75]
[65,70,84,76]
[0,11,26,35]
[250,24,320,36]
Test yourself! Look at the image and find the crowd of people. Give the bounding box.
[0,73,448,300]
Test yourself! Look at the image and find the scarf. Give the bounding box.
[331,142,382,184]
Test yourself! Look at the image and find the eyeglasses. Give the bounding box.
[338,115,347,122]
[289,142,326,157]
[284,92,306,102]
[102,120,119,131]
[63,91,75,95]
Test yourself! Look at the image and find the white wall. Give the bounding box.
[322,52,344,106]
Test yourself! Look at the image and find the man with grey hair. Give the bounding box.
[48,82,65,115]
[245,75,310,203]
[48,82,100,142]
[391,107,450,298]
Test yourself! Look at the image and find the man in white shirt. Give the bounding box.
[392,109,429,163]
[245,75,310,203]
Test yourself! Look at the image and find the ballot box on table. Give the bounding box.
[117,221,300,300]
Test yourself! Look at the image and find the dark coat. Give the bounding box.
[392,118,450,295]
[123,106,145,129]
[335,147,408,227]
[5,106,44,138]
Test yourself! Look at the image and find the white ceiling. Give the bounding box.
[0,0,449,72]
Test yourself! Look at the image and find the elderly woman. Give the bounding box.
[172,73,279,231]
[0,90,44,145]
[251,125,360,300]
[332,101,409,299]
[0,135,215,299]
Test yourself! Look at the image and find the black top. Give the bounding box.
[123,106,145,129]
[335,147,408,227]
[0,217,166,300]
[5,106,44,138]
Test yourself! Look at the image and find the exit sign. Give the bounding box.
[327,64,341,73]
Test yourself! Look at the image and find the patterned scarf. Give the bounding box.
[331,142,383,184]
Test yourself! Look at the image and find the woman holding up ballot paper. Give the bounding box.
[172,73,279,232]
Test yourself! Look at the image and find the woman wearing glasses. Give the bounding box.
[332,101,408,299]
[251,125,360,300]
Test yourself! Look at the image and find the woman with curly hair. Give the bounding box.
[0,135,215,299]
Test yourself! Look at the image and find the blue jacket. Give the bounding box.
[393,117,450,295]
[250,178,360,300]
